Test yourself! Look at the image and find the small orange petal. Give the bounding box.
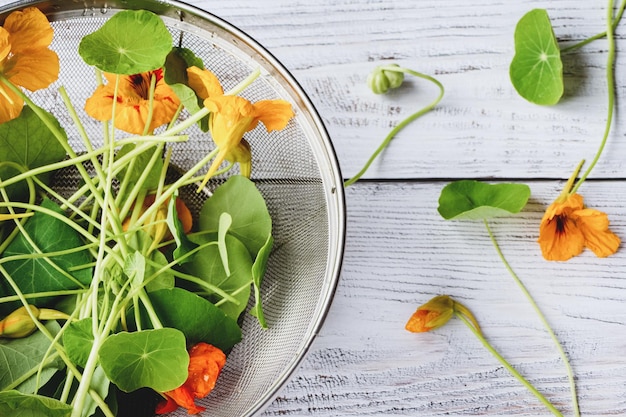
[4,7,53,53]
[538,212,586,261]
[575,208,621,257]
[6,48,59,91]
[253,99,294,132]
[405,309,436,333]
[187,66,224,100]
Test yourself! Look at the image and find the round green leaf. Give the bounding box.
[98,328,188,393]
[509,9,563,105]
[79,10,172,74]
[437,180,531,220]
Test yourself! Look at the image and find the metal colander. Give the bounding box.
[0,0,346,416]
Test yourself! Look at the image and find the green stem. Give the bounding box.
[570,0,618,194]
[484,220,579,417]
[456,312,564,417]
[344,66,444,187]
[560,0,626,54]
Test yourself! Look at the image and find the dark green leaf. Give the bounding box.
[184,234,252,321]
[1,199,93,313]
[510,9,563,105]
[148,288,241,351]
[98,328,188,393]
[0,390,72,417]
[79,10,172,74]
[0,106,67,201]
[199,176,272,257]
[163,47,209,131]
[0,322,64,393]
[62,318,93,368]
[437,180,531,220]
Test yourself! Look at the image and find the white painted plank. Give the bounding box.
[262,180,626,415]
[187,0,626,180]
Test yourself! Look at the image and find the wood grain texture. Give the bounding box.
[188,0,626,181]
[180,0,626,415]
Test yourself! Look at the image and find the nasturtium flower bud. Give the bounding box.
[367,64,405,94]
[0,305,40,338]
[405,295,454,332]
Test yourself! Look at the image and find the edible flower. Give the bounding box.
[155,342,226,415]
[186,66,294,185]
[0,305,70,338]
[85,69,180,135]
[0,7,59,123]
[405,294,480,334]
[538,164,620,261]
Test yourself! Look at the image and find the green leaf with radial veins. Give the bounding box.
[437,180,531,220]
[509,9,563,105]
[0,390,72,417]
[98,328,188,393]
[79,10,172,74]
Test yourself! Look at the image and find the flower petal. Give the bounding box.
[575,208,621,257]
[85,84,116,121]
[159,386,205,415]
[538,211,585,261]
[186,343,226,399]
[0,28,10,62]
[0,79,24,123]
[253,99,294,132]
[4,7,53,53]
[6,48,59,91]
[187,66,224,100]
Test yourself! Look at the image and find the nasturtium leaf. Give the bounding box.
[148,288,242,351]
[199,175,272,257]
[510,9,563,105]
[98,328,188,393]
[185,233,253,321]
[250,234,273,329]
[62,318,94,368]
[79,10,172,74]
[438,180,531,220]
[115,144,163,194]
[164,47,209,131]
[0,322,64,394]
[0,390,72,417]
[0,106,67,201]
[0,199,93,314]
[126,231,174,292]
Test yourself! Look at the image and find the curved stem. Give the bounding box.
[484,220,580,417]
[570,0,617,194]
[456,312,564,417]
[344,66,444,187]
[560,0,626,54]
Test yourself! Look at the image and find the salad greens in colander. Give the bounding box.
[0,7,293,417]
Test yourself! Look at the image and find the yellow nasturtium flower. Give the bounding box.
[0,7,59,123]
[186,66,294,185]
[405,295,480,334]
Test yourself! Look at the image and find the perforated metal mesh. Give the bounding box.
[1,1,345,416]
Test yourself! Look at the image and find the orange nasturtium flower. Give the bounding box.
[155,343,227,415]
[538,167,620,261]
[0,7,59,123]
[406,295,480,334]
[186,66,294,185]
[85,69,180,135]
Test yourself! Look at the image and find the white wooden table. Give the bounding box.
[9,0,624,415]
[180,0,626,415]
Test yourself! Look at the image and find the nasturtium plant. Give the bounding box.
[438,180,531,220]
[78,10,172,74]
[510,9,563,105]
[115,144,164,193]
[62,319,94,368]
[98,328,188,393]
